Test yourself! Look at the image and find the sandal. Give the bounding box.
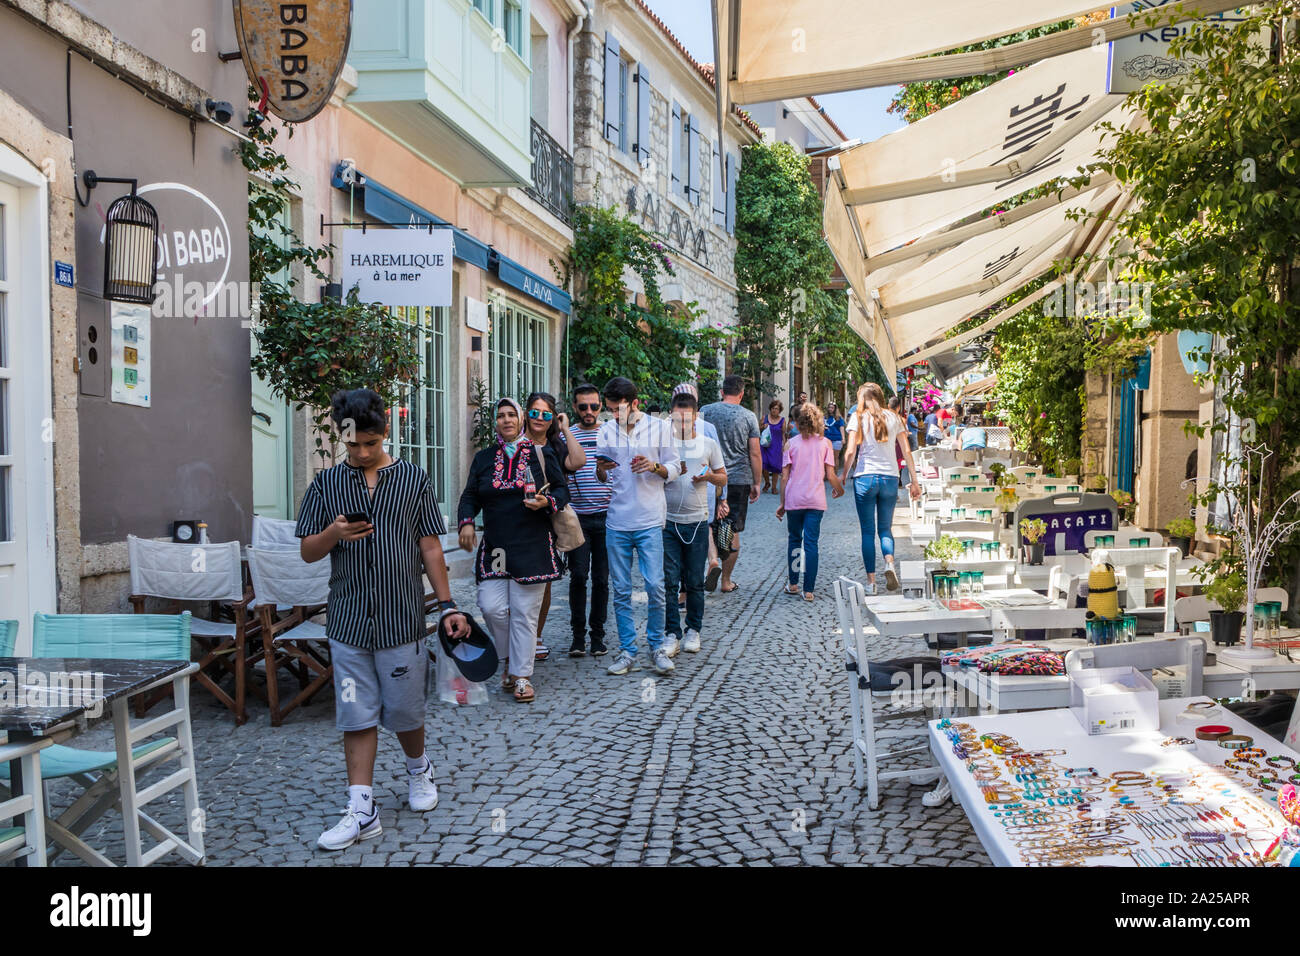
[704,566,722,592]
[501,662,513,690]
[804,593,815,602]
[513,677,535,703]
[720,583,740,593]
[534,641,549,662]
[784,584,800,595]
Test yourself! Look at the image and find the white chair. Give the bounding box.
[1095,546,1180,632]
[251,515,300,550]
[1065,636,1206,697]
[1174,595,1216,634]
[246,547,333,726]
[833,577,941,810]
[0,737,51,866]
[127,535,258,725]
[1010,466,1042,482]
[936,519,998,541]
[952,491,998,510]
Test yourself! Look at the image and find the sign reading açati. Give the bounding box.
[341,228,453,307]
[234,0,353,123]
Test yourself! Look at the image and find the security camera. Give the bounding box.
[205,99,235,124]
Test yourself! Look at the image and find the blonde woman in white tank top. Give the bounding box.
[840,382,921,594]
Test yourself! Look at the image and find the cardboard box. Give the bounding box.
[1069,666,1159,736]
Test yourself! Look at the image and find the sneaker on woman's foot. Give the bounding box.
[884,566,901,592]
[317,805,382,851]
[662,634,681,658]
[652,649,675,675]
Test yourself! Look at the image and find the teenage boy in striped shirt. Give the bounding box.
[296,389,469,851]
[564,383,612,658]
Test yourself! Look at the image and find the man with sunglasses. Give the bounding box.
[564,384,612,658]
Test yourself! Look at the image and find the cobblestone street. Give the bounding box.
[48,488,990,867]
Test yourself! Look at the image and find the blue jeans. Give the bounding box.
[786,508,824,593]
[663,520,708,636]
[854,474,898,575]
[607,526,665,657]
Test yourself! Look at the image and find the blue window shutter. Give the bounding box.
[670,103,682,191]
[687,115,701,205]
[603,32,620,143]
[725,152,737,234]
[712,141,725,225]
[635,64,650,164]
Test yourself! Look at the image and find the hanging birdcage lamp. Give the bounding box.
[84,171,159,305]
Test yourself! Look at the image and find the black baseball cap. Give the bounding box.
[435,610,498,684]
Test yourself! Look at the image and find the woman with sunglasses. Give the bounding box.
[457,398,569,702]
[524,392,585,661]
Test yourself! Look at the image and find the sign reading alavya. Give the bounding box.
[234,0,352,123]
[341,229,454,307]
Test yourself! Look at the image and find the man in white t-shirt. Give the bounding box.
[663,391,726,654]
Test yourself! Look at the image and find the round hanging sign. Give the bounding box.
[233,0,353,123]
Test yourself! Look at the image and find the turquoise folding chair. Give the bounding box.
[0,619,52,865]
[0,612,205,866]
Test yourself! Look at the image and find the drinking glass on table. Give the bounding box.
[1267,601,1283,640]
[959,571,973,596]
[972,571,985,596]
[1122,615,1137,643]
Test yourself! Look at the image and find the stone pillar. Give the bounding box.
[1080,369,1111,487]
[1135,332,1199,532]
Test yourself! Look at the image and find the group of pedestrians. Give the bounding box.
[293,377,921,850]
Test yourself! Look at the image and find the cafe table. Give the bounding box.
[940,636,1300,714]
[0,656,199,866]
[860,592,1085,647]
[929,696,1295,866]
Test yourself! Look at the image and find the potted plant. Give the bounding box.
[988,462,1007,485]
[1019,518,1048,565]
[995,487,1019,528]
[924,535,965,590]
[1167,517,1196,558]
[1204,569,1246,646]
[1111,489,1134,524]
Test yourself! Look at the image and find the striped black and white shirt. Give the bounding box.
[294,457,446,651]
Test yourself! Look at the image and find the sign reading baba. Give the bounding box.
[342,228,453,307]
[234,0,353,123]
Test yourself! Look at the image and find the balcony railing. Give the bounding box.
[525,119,573,227]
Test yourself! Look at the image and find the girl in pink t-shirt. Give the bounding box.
[777,403,845,601]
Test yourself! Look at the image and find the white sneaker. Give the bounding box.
[317,804,382,851]
[863,581,877,596]
[408,760,439,812]
[884,565,901,592]
[662,634,681,658]
[607,651,640,675]
[652,649,675,675]
[682,628,702,653]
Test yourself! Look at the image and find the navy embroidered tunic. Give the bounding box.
[457,437,570,584]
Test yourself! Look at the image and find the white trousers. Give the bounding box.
[476,578,548,679]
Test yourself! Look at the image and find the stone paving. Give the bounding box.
[46,487,990,866]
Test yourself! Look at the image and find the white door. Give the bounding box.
[0,175,56,653]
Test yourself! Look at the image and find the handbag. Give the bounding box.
[713,517,735,557]
[529,453,585,553]
[760,425,772,449]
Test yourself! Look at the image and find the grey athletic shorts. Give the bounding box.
[330,639,429,733]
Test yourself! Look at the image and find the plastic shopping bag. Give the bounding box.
[429,634,489,706]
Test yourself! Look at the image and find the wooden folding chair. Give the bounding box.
[128,535,259,724]
[246,547,333,726]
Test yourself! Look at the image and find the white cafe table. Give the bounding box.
[929,697,1295,866]
[942,636,1300,713]
[860,592,1085,646]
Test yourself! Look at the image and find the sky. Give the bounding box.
[640,0,906,144]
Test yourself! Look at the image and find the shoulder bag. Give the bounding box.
[529,452,585,553]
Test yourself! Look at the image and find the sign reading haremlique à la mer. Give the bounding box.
[341,228,453,307]
[1107,3,1250,94]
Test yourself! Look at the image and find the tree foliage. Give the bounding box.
[733,141,845,398]
[558,201,718,408]
[1080,2,1300,584]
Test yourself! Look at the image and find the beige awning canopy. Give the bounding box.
[712,0,1247,110]
[958,375,998,401]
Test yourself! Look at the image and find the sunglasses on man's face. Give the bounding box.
[575,403,600,411]
[527,409,554,421]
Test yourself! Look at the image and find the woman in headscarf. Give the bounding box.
[457,397,569,703]
[523,391,586,662]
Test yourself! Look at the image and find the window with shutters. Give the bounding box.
[472,0,493,23]
[488,299,550,409]
[389,306,452,516]
[678,109,691,201]
[616,56,638,158]
[712,141,725,227]
[503,0,522,55]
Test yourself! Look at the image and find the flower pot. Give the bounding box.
[1170,535,1191,558]
[1002,512,1014,529]
[1024,542,1044,565]
[1208,609,1244,647]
